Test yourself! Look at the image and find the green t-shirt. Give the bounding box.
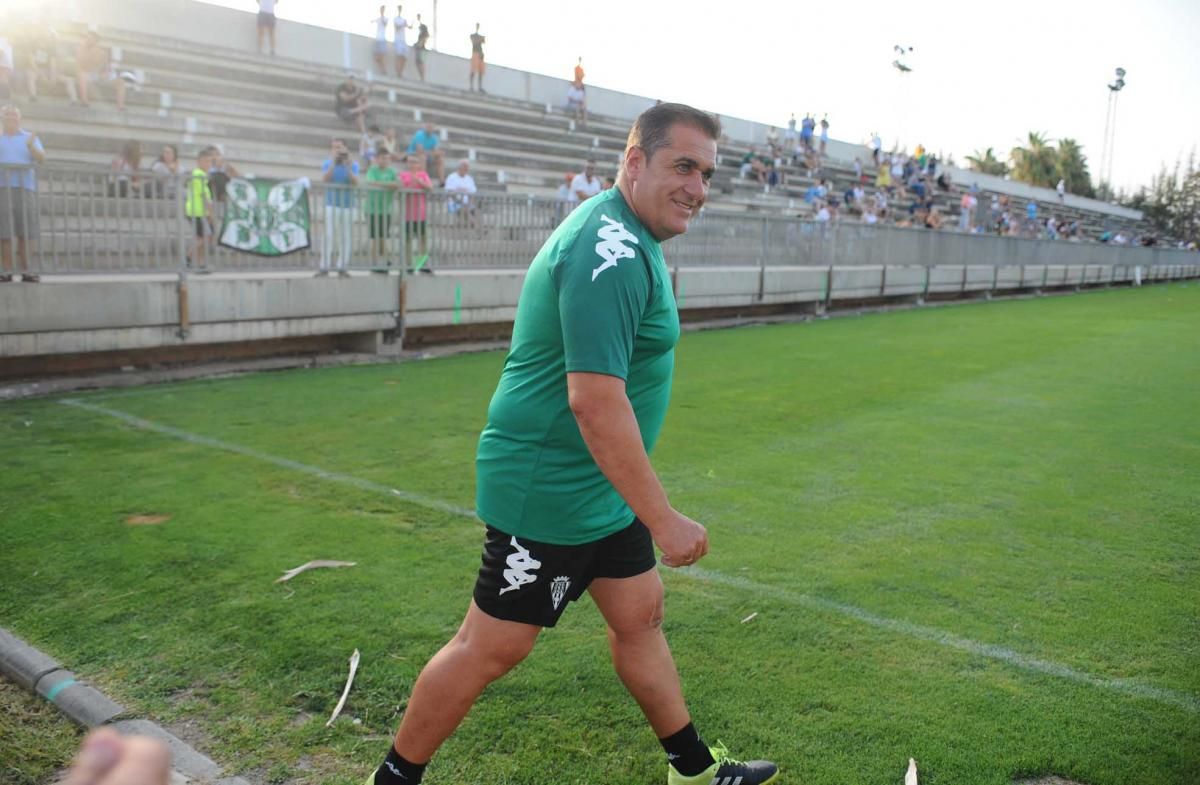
[475,188,680,545]
[365,165,397,215]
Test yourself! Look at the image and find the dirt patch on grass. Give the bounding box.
[125,514,172,525]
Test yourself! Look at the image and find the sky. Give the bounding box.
[200,0,1199,194]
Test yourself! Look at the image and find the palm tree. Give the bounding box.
[1055,138,1095,198]
[1010,132,1058,188]
[965,147,1007,176]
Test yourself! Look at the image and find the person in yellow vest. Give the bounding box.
[186,147,214,269]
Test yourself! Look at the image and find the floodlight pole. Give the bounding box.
[1099,67,1126,196]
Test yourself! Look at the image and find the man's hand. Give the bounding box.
[648,509,709,568]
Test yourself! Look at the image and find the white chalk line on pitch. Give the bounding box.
[60,399,476,519]
[62,399,1200,715]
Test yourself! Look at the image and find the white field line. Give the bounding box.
[62,399,1199,715]
[60,399,475,519]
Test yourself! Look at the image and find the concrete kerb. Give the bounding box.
[0,626,251,785]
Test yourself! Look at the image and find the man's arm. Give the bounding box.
[567,373,708,567]
[26,134,46,164]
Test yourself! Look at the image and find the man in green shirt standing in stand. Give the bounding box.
[366,103,779,785]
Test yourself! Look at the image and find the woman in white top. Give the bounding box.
[150,144,180,199]
[372,6,390,75]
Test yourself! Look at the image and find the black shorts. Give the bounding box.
[369,214,391,239]
[473,518,656,627]
[191,217,211,238]
[257,11,276,29]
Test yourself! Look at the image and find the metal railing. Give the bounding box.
[1,164,1195,277]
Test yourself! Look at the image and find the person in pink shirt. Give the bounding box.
[399,152,433,268]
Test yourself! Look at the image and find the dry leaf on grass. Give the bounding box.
[125,515,171,526]
[326,649,361,727]
[276,560,357,583]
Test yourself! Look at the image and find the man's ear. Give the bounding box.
[624,146,646,184]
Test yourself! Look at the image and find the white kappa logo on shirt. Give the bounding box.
[498,537,542,595]
[591,214,640,281]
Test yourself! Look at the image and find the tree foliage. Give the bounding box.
[966,147,1008,176]
[1122,151,1200,244]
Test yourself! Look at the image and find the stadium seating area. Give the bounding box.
[13,20,1157,246]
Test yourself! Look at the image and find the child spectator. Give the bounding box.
[150,144,180,198]
[399,152,433,269]
[365,148,399,266]
[468,23,486,92]
[186,147,214,269]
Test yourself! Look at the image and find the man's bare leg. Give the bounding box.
[589,569,690,736]
[392,600,540,763]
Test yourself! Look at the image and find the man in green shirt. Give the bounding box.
[367,104,778,785]
[364,149,399,266]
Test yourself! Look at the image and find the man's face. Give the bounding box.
[424,122,434,135]
[457,161,469,176]
[2,109,19,135]
[408,155,424,171]
[584,164,595,180]
[377,153,391,168]
[332,139,346,154]
[624,123,716,241]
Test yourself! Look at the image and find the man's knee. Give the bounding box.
[453,622,536,678]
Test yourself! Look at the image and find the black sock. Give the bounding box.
[374,746,426,785]
[659,722,715,776]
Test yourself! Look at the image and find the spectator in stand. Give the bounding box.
[602,176,615,189]
[413,14,430,81]
[784,113,797,149]
[382,126,400,156]
[468,23,486,93]
[0,105,45,282]
[335,74,370,134]
[365,148,399,265]
[17,26,60,102]
[1056,178,1066,203]
[924,206,943,230]
[185,146,214,270]
[360,124,384,166]
[371,6,391,76]
[566,80,587,130]
[393,6,410,79]
[799,113,815,151]
[257,0,278,56]
[936,170,951,191]
[876,160,892,193]
[0,38,11,100]
[444,158,478,228]
[870,131,882,165]
[319,138,359,277]
[818,116,829,155]
[71,32,126,110]
[864,207,879,226]
[853,156,864,183]
[739,147,766,185]
[765,126,780,157]
[570,160,602,203]
[399,151,433,268]
[958,187,977,232]
[574,56,585,85]
[207,147,240,237]
[554,171,574,224]
[815,201,831,223]
[1025,200,1038,234]
[407,120,445,182]
[150,144,180,198]
[109,140,143,197]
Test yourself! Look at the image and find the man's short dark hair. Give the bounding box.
[625,102,721,163]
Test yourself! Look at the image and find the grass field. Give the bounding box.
[2,284,1198,785]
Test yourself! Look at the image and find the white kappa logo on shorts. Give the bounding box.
[498,537,542,595]
[549,576,571,610]
[591,214,640,281]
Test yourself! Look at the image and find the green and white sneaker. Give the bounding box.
[667,741,779,785]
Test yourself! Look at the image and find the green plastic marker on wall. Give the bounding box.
[453,284,462,325]
[412,253,430,273]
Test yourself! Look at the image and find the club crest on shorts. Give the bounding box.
[549,576,571,610]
